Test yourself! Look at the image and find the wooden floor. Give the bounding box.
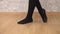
[0,12,60,34]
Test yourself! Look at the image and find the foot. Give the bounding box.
[18,18,33,24]
[42,15,47,23]
[40,9,47,23]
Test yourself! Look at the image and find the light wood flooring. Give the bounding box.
[0,12,60,34]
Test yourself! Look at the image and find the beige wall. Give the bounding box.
[0,0,60,12]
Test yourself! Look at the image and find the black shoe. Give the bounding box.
[42,15,47,23]
[18,17,33,24]
[40,9,47,23]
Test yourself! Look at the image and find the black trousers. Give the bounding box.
[27,0,45,18]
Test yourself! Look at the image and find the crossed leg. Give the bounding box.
[35,0,47,22]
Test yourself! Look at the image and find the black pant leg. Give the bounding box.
[27,0,35,18]
[35,0,46,16]
[35,0,43,11]
[35,0,47,22]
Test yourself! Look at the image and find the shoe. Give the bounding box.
[39,9,47,23]
[18,17,33,24]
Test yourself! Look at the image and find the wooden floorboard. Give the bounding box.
[0,12,60,34]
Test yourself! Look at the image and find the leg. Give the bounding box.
[27,0,35,18]
[18,0,35,24]
[35,0,47,23]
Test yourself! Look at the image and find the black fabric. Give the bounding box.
[27,0,43,18]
